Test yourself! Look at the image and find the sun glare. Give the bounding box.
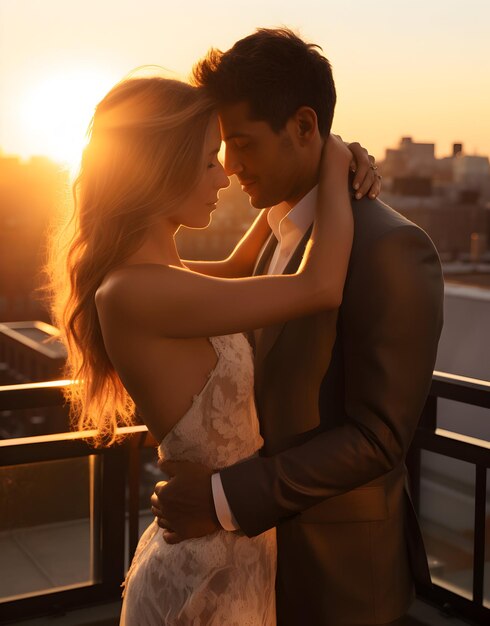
[20,70,115,170]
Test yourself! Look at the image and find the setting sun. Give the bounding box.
[19,69,115,169]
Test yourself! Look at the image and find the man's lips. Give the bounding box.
[239,179,257,191]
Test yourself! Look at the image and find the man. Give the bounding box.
[152,28,444,625]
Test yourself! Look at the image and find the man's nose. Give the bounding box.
[223,148,243,177]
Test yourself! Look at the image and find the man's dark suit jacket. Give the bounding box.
[220,196,444,625]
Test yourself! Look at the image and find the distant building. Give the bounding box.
[391,176,433,197]
[382,137,436,179]
[453,154,490,189]
[381,139,490,197]
[379,139,490,261]
[0,155,69,323]
[0,321,68,438]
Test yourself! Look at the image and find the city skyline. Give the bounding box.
[2,134,488,172]
[0,0,489,165]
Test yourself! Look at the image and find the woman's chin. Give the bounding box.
[183,215,213,230]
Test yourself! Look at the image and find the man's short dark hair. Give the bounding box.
[192,27,336,137]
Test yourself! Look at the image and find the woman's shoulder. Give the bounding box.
[95,263,181,320]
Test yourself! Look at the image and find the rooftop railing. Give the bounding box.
[0,373,488,625]
[407,371,490,625]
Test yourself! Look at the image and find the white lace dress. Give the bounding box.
[120,334,277,625]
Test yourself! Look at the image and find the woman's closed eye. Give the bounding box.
[207,154,223,169]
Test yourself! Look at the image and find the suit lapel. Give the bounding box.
[255,224,313,366]
[248,233,278,351]
[253,233,277,277]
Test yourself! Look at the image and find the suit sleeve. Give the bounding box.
[219,224,444,536]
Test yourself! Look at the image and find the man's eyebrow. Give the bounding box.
[208,147,221,155]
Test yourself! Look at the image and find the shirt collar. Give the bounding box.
[268,185,317,243]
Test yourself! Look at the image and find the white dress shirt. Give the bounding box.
[211,186,318,531]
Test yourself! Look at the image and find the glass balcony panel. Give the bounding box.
[419,450,474,599]
[437,398,490,441]
[0,455,98,601]
[0,405,70,439]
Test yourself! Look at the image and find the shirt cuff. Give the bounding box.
[211,472,240,531]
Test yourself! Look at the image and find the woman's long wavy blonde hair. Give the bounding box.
[48,76,215,446]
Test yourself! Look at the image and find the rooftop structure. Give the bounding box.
[0,321,66,385]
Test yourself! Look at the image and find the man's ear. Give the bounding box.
[291,106,319,145]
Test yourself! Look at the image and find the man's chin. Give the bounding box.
[248,194,273,209]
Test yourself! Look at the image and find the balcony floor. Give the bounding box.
[10,598,474,626]
[1,515,478,626]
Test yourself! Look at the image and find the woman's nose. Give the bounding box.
[216,163,230,190]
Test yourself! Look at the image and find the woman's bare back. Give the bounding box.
[96,266,222,443]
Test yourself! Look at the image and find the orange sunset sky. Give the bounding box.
[0,0,489,168]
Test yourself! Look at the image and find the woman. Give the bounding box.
[51,75,376,625]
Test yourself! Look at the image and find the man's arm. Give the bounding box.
[219,224,444,536]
